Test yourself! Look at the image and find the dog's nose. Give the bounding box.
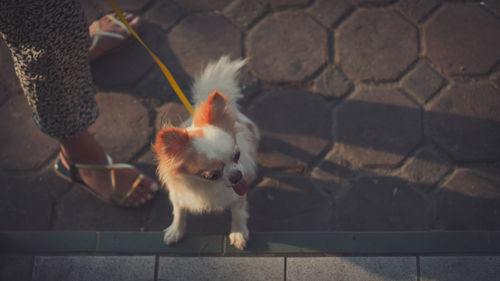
[229,170,242,184]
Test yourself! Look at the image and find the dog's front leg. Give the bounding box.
[163,203,187,245]
[229,197,249,250]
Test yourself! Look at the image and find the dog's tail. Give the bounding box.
[191,56,246,105]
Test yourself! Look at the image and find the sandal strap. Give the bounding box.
[89,14,130,51]
[60,152,146,205]
[119,173,145,204]
[105,14,130,34]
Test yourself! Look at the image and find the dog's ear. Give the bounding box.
[193,91,235,130]
[154,127,189,157]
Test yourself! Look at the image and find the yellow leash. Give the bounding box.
[107,0,194,116]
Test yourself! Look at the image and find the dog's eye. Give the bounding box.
[233,150,240,162]
[201,170,222,181]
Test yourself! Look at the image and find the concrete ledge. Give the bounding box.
[1,231,500,255]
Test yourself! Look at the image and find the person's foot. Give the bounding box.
[60,131,158,207]
[88,13,140,62]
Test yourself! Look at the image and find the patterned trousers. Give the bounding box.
[0,0,98,140]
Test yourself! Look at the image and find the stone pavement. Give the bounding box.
[2,255,500,281]
[1,0,500,234]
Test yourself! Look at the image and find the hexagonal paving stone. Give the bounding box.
[338,176,428,231]
[53,186,150,230]
[426,83,500,162]
[90,92,152,163]
[307,0,353,28]
[155,101,190,131]
[348,0,394,6]
[0,95,59,171]
[260,0,310,8]
[90,0,149,13]
[246,88,332,173]
[396,0,440,23]
[132,69,177,103]
[491,71,500,90]
[249,175,332,231]
[335,86,422,167]
[175,0,232,12]
[310,149,357,195]
[80,0,100,23]
[425,3,500,75]
[400,146,451,188]
[310,66,353,98]
[336,8,418,81]
[168,14,242,78]
[246,11,328,83]
[401,63,446,104]
[143,0,186,31]
[0,82,12,105]
[0,173,53,230]
[223,0,266,29]
[91,23,162,89]
[484,0,500,16]
[435,168,500,230]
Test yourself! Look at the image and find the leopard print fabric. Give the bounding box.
[0,0,98,140]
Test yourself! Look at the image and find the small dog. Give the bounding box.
[153,57,260,250]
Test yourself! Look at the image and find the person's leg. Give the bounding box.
[0,0,158,206]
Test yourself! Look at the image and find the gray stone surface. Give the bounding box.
[0,256,33,281]
[144,0,186,31]
[349,0,393,5]
[336,8,418,81]
[434,168,500,230]
[223,0,266,29]
[174,0,232,12]
[0,95,59,171]
[335,87,422,167]
[32,256,155,281]
[53,187,150,230]
[260,0,310,8]
[155,101,190,130]
[91,92,152,163]
[420,256,500,281]
[0,175,52,230]
[246,88,332,173]
[90,0,149,13]
[426,83,500,162]
[307,0,353,28]
[168,14,242,77]
[246,11,328,83]
[425,3,500,75]
[400,146,451,188]
[401,63,446,103]
[249,175,332,231]
[490,71,500,89]
[484,0,500,16]
[310,66,353,98]
[90,24,160,88]
[287,257,417,281]
[396,0,440,23]
[338,175,428,231]
[1,0,499,235]
[158,257,284,281]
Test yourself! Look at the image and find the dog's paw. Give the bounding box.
[229,232,248,250]
[163,226,185,245]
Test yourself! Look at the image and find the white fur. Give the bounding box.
[192,125,234,161]
[191,56,246,104]
[161,57,259,250]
